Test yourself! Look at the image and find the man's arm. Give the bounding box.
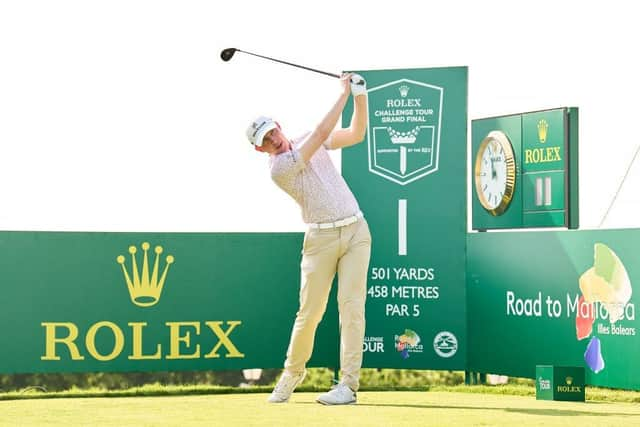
[326,89,368,150]
[297,75,352,163]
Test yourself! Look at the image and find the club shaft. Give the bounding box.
[237,49,341,79]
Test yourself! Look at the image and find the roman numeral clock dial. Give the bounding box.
[474,130,516,216]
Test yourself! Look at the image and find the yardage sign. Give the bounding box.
[342,67,468,370]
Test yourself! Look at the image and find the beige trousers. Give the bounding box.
[283,217,371,391]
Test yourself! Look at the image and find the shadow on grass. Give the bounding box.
[303,402,640,417]
[505,407,639,417]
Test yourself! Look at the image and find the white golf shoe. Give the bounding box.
[316,383,356,405]
[267,370,306,403]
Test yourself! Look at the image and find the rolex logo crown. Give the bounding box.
[537,119,549,143]
[566,376,573,385]
[117,242,174,307]
[399,85,410,98]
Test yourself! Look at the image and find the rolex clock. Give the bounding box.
[472,108,579,230]
[474,130,516,216]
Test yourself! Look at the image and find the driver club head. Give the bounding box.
[220,48,237,62]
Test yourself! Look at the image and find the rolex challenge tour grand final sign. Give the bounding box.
[342,67,468,369]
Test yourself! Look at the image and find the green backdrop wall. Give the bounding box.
[467,229,640,390]
[0,232,338,373]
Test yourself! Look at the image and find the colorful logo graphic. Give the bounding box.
[576,243,632,373]
[395,329,421,359]
[433,331,458,358]
[117,242,175,307]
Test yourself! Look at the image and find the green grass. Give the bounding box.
[4,382,640,403]
[2,390,640,427]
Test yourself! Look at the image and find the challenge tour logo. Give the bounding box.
[538,376,551,390]
[363,336,385,353]
[117,242,174,307]
[367,79,443,185]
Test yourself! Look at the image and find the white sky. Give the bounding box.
[1,0,638,232]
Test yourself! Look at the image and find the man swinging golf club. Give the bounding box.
[246,73,371,405]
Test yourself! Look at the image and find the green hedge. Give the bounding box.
[0,369,468,393]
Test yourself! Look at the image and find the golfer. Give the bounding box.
[246,73,371,405]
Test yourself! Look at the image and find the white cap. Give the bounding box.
[246,116,277,147]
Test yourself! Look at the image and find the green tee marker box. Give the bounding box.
[536,365,585,402]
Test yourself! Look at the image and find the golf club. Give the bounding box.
[220,48,364,85]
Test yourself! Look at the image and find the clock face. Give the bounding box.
[474,131,516,216]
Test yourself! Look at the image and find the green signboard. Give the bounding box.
[471,108,579,230]
[342,67,468,369]
[536,365,585,402]
[0,232,339,373]
[467,229,640,390]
